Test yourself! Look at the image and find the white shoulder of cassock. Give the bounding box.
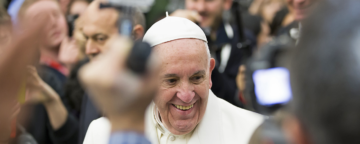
[145,90,264,144]
[83,117,111,144]
[83,90,264,144]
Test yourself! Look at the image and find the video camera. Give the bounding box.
[245,34,296,144]
[244,34,295,115]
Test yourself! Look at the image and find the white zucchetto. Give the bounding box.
[143,16,207,47]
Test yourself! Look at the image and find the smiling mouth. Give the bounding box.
[172,104,194,111]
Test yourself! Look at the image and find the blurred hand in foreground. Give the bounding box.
[59,37,83,70]
[171,10,201,23]
[0,5,53,139]
[79,36,159,133]
[0,102,20,144]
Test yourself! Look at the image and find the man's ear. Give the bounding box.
[209,58,216,88]
[132,24,144,40]
[282,115,311,144]
[223,0,233,10]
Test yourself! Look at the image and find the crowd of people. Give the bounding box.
[1,0,360,144]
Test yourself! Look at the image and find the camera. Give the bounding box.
[245,34,295,115]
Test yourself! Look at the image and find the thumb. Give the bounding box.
[189,11,201,22]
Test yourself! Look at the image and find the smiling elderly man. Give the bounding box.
[84,16,263,144]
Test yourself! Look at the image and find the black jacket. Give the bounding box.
[209,22,256,107]
[20,65,79,144]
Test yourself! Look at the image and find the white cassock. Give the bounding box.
[83,90,264,144]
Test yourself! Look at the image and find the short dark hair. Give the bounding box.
[289,0,360,144]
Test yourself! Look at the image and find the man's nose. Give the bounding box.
[176,82,195,103]
[85,40,101,56]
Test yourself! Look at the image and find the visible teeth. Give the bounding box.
[174,104,194,110]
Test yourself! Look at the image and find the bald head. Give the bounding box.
[82,1,119,29]
[22,0,67,48]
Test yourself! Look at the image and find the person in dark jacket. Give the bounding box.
[16,0,79,143]
[74,1,146,143]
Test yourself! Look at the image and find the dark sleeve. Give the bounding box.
[78,94,102,144]
[39,65,79,144]
[49,114,79,144]
[270,7,289,35]
[211,67,238,106]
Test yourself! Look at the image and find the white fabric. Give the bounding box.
[142,16,207,47]
[153,104,194,144]
[218,44,231,73]
[83,117,111,144]
[84,90,264,144]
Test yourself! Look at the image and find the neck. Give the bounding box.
[40,46,59,63]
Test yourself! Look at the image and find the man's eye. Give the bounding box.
[166,79,177,85]
[191,75,204,83]
[95,36,107,43]
[96,37,106,42]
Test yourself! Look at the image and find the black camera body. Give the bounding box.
[244,34,295,115]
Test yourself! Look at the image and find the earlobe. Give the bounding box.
[209,58,215,88]
[210,58,215,72]
[132,24,144,40]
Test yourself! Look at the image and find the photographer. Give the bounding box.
[284,0,360,143]
[74,1,146,142]
[250,0,360,143]
[79,36,157,144]
[15,1,80,143]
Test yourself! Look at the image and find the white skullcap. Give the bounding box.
[143,15,207,47]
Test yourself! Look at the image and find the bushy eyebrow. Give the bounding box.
[163,74,178,78]
[163,70,206,78]
[193,70,206,76]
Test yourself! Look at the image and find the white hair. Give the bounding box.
[204,41,211,68]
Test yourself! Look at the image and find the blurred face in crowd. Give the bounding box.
[185,0,232,28]
[25,0,67,48]
[153,39,215,135]
[58,0,71,13]
[79,1,118,59]
[286,0,315,21]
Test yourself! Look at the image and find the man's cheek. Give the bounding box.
[156,89,174,105]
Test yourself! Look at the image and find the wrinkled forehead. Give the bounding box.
[154,38,208,72]
[25,0,61,17]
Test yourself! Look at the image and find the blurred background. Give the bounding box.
[2,0,359,144]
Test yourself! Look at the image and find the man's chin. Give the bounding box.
[295,14,306,21]
[168,123,197,135]
[294,9,308,21]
